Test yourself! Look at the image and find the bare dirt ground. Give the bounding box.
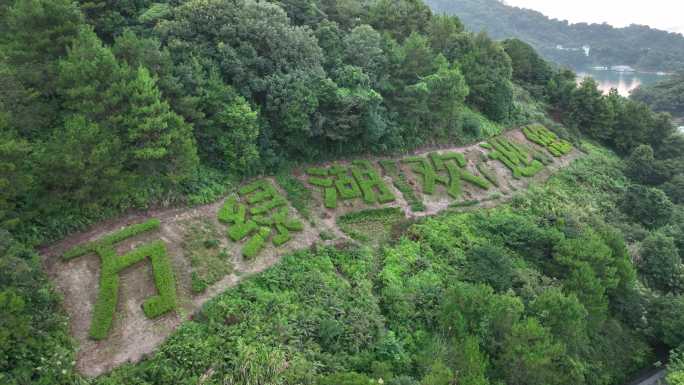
[42,129,582,377]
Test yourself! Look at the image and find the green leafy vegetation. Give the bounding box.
[276,174,313,220]
[403,151,490,200]
[62,219,177,340]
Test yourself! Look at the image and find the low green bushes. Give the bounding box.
[62,219,176,340]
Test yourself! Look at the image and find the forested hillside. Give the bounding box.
[1,0,684,384]
[632,72,684,116]
[425,0,684,71]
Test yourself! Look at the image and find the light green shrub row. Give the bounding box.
[243,227,271,259]
[63,219,161,260]
[238,179,270,195]
[523,124,573,157]
[140,242,177,319]
[459,167,491,190]
[309,177,333,187]
[335,175,362,200]
[82,235,175,339]
[308,162,395,208]
[222,179,305,257]
[402,157,441,195]
[218,196,246,224]
[228,220,258,242]
[324,187,337,209]
[487,137,544,179]
[62,219,176,340]
[306,167,328,176]
[250,196,287,215]
[430,152,465,171]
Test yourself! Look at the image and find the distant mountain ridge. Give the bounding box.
[425,0,684,72]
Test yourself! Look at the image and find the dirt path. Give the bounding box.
[41,129,582,377]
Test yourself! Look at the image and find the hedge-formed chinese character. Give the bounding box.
[523,124,573,156]
[482,137,544,179]
[306,161,395,209]
[62,219,177,340]
[218,179,303,258]
[402,151,490,199]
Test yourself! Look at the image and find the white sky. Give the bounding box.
[503,0,684,34]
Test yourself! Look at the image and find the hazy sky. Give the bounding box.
[504,0,684,34]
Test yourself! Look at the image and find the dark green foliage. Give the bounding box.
[620,185,674,228]
[460,33,513,122]
[62,219,176,339]
[427,0,684,73]
[663,174,684,204]
[465,244,515,292]
[0,232,74,384]
[638,232,683,293]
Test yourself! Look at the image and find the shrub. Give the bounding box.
[217,196,246,224]
[250,196,287,215]
[335,176,362,200]
[351,162,396,204]
[63,219,161,260]
[325,187,338,209]
[228,220,258,242]
[243,227,271,259]
[307,167,328,176]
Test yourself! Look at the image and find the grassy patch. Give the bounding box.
[181,219,233,294]
[337,207,405,243]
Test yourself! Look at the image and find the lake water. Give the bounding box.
[576,68,667,97]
